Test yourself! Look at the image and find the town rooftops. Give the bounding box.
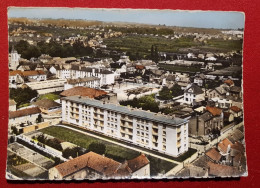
[230,106,242,113]
[33,99,61,109]
[224,79,234,86]
[207,161,238,177]
[22,70,46,76]
[229,86,241,93]
[67,77,100,85]
[185,84,204,95]
[206,106,222,116]
[200,112,212,122]
[9,70,23,76]
[60,86,107,98]
[54,151,121,178]
[127,153,149,173]
[62,95,188,127]
[9,107,41,119]
[218,138,233,153]
[205,148,222,163]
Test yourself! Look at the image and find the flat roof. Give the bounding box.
[62,96,188,127]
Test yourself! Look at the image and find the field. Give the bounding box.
[38,93,60,101]
[104,35,243,57]
[40,126,177,175]
[158,64,201,73]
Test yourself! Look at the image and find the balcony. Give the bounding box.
[152,130,158,135]
[177,142,181,148]
[177,128,181,133]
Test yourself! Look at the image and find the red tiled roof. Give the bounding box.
[224,79,234,86]
[205,148,222,162]
[54,152,122,178]
[230,106,242,113]
[127,154,150,173]
[60,86,107,98]
[22,70,46,76]
[207,161,237,177]
[218,138,233,153]
[9,107,41,119]
[206,106,222,116]
[9,70,23,76]
[231,142,244,153]
[135,65,145,70]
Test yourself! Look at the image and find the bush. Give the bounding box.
[62,147,85,159]
[88,142,106,155]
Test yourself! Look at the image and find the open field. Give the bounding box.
[158,64,201,73]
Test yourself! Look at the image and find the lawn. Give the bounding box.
[40,126,177,176]
[38,93,60,101]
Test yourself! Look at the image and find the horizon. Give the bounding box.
[8,7,245,30]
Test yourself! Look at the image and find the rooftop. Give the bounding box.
[60,86,107,98]
[67,77,100,85]
[206,106,222,116]
[62,96,188,127]
[9,107,41,119]
[205,148,222,163]
[127,153,149,172]
[33,99,61,109]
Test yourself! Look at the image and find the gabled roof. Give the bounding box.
[22,70,46,76]
[230,106,242,113]
[206,106,222,116]
[9,107,41,119]
[205,148,222,162]
[60,86,107,98]
[224,79,234,86]
[33,99,61,109]
[127,154,149,173]
[54,151,121,178]
[185,84,203,95]
[9,70,23,76]
[200,112,212,122]
[207,161,238,177]
[218,138,233,153]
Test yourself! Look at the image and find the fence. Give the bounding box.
[23,122,50,133]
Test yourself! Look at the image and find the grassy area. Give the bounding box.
[158,64,201,73]
[38,93,60,101]
[40,126,177,175]
[18,103,30,108]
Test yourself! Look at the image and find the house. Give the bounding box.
[223,112,234,124]
[9,99,17,111]
[9,107,41,131]
[205,148,222,163]
[64,77,101,90]
[229,106,243,118]
[22,70,47,82]
[183,84,205,105]
[208,84,230,100]
[9,70,24,87]
[207,161,239,177]
[33,99,61,114]
[189,106,223,136]
[48,152,150,180]
[229,86,242,100]
[210,97,232,109]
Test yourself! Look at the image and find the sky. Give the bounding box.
[8,7,245,29]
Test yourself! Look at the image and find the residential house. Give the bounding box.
[9,107,41,131]
[22,70,47,82]
[183,84,205,105]
[33,99,61,115]
[9,70,24,87]
[49,151,150,180]
[229,106,243,118]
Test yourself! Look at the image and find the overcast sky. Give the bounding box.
[8,7,245,29]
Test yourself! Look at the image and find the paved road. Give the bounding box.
[56,124,181,165]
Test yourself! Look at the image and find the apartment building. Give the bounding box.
[61,96,189,157]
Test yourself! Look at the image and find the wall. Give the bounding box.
[23,121,50,133]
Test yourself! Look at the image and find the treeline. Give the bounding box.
[104,26,175,35]
[11,40,94,59]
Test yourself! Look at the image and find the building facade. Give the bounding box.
[61,96,189,157]
[64,77,101,90]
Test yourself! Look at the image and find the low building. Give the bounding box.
[9,107,41,131]
[33,99,61,114]
[22,79,66,95]
[183,84,205,105]
[64,77,101,90]
[49,151,150,180]
[61,96,189,157]
[22,70,47,82]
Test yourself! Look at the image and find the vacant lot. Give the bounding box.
[40,126,177,175]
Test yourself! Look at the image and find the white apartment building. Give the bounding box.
[64,77,101,90]
[61,96,189,157]
[56,66,115,85]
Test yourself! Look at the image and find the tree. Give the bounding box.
[11,126,19,135]
[170,84,184,97]
[88,142,106,155]
[9,87,38,107]
[158,86,172,100]
[36,114,43,123]
[62,147,85,159]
